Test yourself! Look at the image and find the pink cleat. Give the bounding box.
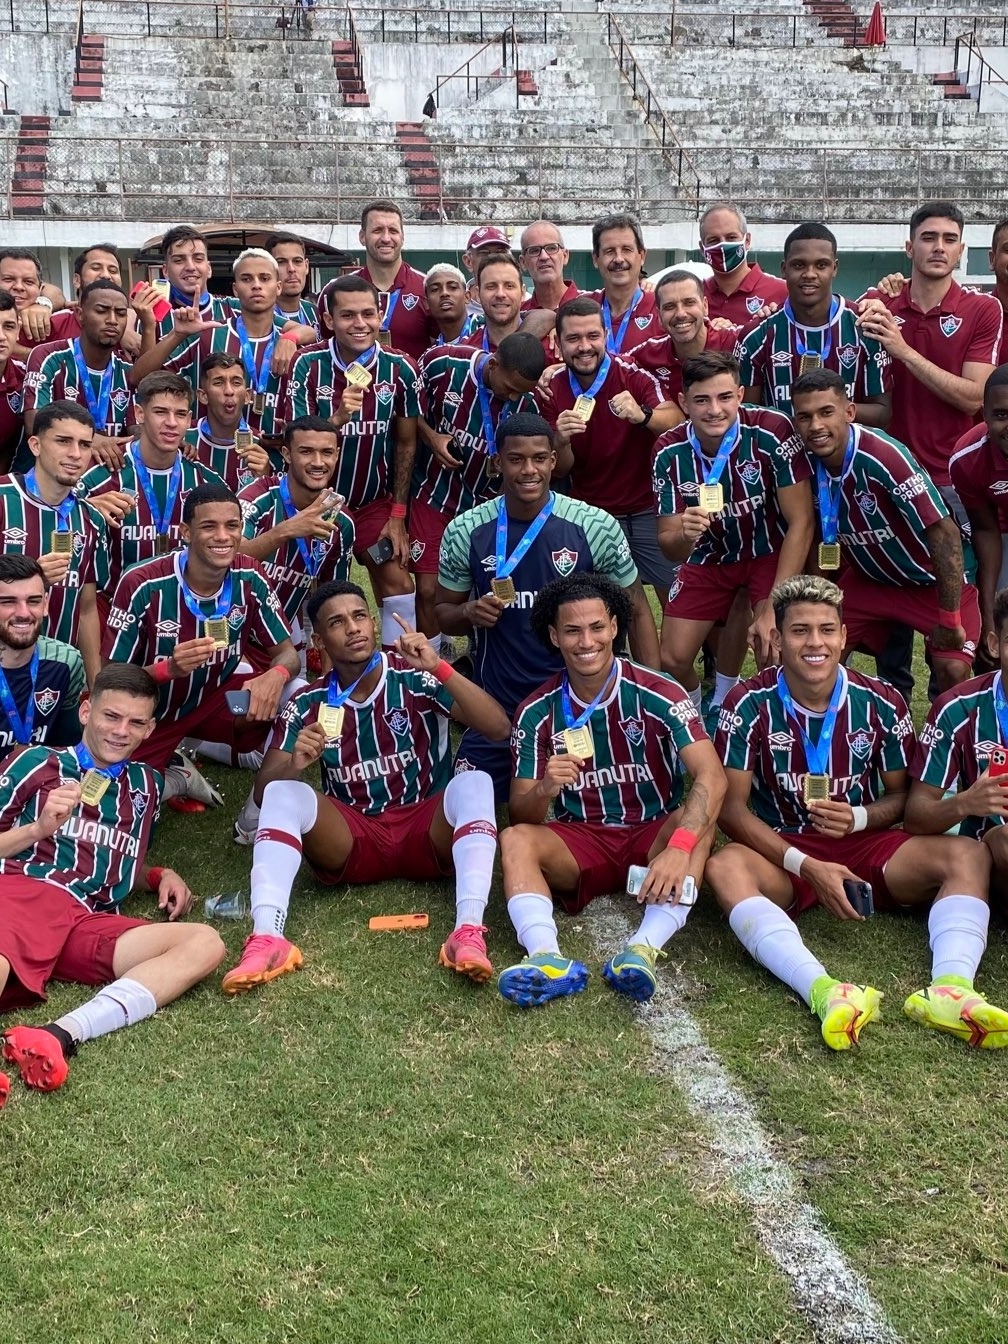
[2,1025,70,1091]
[439,924,493,984]
[221,934,303,996]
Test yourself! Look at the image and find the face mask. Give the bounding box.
[702,241,748,274]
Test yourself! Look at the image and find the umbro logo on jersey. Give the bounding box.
[771,351,793,367]
[155,620,181,638]
[443,391,462,407]
[551,548,578,577]
[847,730,873,759]
[375,383,395,405]
[768,730,794,750]
[837,344,859,367]
[317,385,334,400]
[33,688,59,716]
[481,555,497,574]
[655,367,670,379]
[977,739,1001,761]
[940,315,963,338]
[384,708,410,736]
[410,539,425,562]
[634,316,651,330]
[6,392,21,413]
[402,294,419,311]
[746,296,764,315]
[620,717,645,747]
[2,527,27,547]
[855,490,877,516]
[738,462,761,486]
[111,388,130,410]
[992,480,1008,495]
[130,788,149,819]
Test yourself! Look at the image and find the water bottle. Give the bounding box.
[204,891,249,921]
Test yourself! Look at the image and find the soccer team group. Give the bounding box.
[0,195,1007,1107]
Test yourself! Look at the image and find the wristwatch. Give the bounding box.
[35,295,54,311]
[638,404,653,427]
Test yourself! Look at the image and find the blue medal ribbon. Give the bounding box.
[129,444,182,542]
[561,660,619,730]
[169,284,210,311]
[993,675,1008,746]
[783,295,840,363]
[178,548,233,624]
[776,668,845,781]
[331,343,377,374]
[686,418,741,487]
[567,354,611,403]
[380,290,400,335]
[0,648,39,745]
[475,354,519,453]
[278,476,326,578]
[815,426,856,545]
[601,288,643,355]
[71,340,114,431]
[197,415,249,445]
[495,492,554,581]
[24,469,75,532]
[435,315,481,347]
[235,317,277,398]
[326,650,382,708]
[74,741,126,783]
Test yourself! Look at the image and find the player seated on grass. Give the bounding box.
[907,586,1008,907]
[705,574,1007,1052]
[221,580,510,996]
[498,573,725,1008]
[0,664,224,1106]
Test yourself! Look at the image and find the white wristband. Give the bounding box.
[783,846,808,876]
[850,806,868,833]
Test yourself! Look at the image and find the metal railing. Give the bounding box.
[953,30,1008,111]
[434,25,520,110]
[604,10,1008,48]
[605,11,702,213]
[2,0,349,38]
[355,6,555,44]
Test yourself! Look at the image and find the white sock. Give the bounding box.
[250,779,319,936]
[442,771,497,929]
[632,899,691,950]
[688,683,703,712]
[729,895,827,1006]
[381,591,417,647]
[194,741,264,771]
[929,893,989,983]
[713,672,738,707]
[56,977,157,1043]
[507,892,560,956]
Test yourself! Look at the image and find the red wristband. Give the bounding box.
[433,659,455,684]
[146,867,165,892]
[937,608,961,629]
[150,659,172,684]
[279,331,298,345]
[267,665,289,681]
[389,502,407,520]
[667,827,698,855]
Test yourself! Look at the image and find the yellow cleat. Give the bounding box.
[818,982,883,1051]
[903,982,1008,1049]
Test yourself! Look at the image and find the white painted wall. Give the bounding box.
[362,41,557,121]
[0,34,74,116]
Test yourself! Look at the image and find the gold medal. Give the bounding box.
[798,353,822,376]
[79,769,111,806]
[235,429,253,452]
[50,530,74,555]
[573,394,595,422]
[802,773,830,803]
[376,328,392,349]
[317,705,344,739]
[155,532,173,555]
[252,392,266,417]
[818,542,841,571]
[491,577,516,604]
[344,362,372,389]
[699,483,724,514]
[561,725,594,758]
[204,617,230,647]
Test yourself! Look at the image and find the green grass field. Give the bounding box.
[2,640,1007,1344]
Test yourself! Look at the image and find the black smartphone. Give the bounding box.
[366,536,395,565]
[225,689,251,716]
[843,878,874,918]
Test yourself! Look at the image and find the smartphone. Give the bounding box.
[225,689,251,716]
[366,536,395,565]
[368,913,429,931]
[626,864,649,897]
[843,878,874,918]
[990,747,1008,780]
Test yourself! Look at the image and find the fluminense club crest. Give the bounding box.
[384,708,410,736]
[746,296,764,314]
[130,788,149,819]
[837,344,859,367]
[940,315,962,338]
[847,729,873,759]
[620,717,645,747]
[634,315,651,329]
[551,547,578,577]
[855,490,877,516]
[33,687,59,716]
[738,461,761,485]
[402,293,419,311]
[410,539,425,563]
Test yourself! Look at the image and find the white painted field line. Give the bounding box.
[583,897,904,1344]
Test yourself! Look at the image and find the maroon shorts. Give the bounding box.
[545,815,673,915]
[0,875,149,1011]
[134,672,273,772]
[665,554,778,624]
[408,496,449,576]
[786,829,911,915]
[309,792,452,886]
[841,569,980,665]
[349,496,394,556]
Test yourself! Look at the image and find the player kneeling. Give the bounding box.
[705,575,1007,1051]
[221,580,511,994]
[0,665,224,1104]
[499,573,725,1007]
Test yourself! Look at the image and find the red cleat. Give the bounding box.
[439,924,493,984]
[2,1025,70,1091]
[221,933,303,995]
[167,797,207,814]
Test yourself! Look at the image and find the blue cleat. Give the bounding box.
[602,943,660,1003]
[498,952,588,1007]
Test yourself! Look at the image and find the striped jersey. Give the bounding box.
[911,670,1006,838]
[156,294,233,341]
[438,492,638,715]
[0,634,85,755]
[285,342,421,509]
[0,474,109,643]
[79,447,226,592]
[238,475,355,627]
[715,665,914,834]
[183,422,261,494]
[513,658,705,825]
[224,294,320,332]
[734,297,890,416]
[164,316,291,441]
[0,744,160,911]
[807,425,947,587]
[271,653,453,813]
[653,406,811,565]
[103,552,292,723]
[22,340,134,436]
[416,347,538,515]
